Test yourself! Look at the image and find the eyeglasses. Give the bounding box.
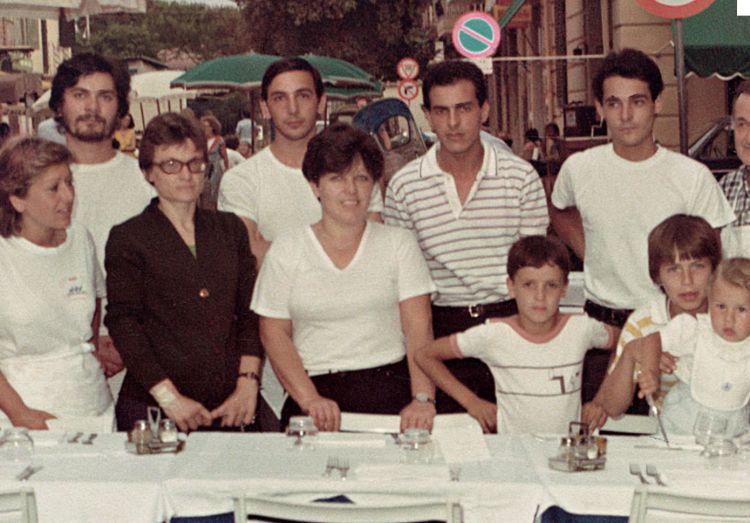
[153,159,206,175]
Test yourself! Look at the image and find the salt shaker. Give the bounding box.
[131,419,153,452]
[158,419,179,443]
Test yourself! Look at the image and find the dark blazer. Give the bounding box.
[105,198,260,411]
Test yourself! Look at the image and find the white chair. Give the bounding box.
[0,487,38,523]
[629,485,750,522]
[234,491,462,523]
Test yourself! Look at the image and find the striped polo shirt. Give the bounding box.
[383,139,549,307]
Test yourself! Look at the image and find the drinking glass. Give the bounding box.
[286,416,318,448]
[399,428,435,464]
[693,411,728,447]
[0,428,34,465]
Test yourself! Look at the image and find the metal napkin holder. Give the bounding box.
[548,421,607,472]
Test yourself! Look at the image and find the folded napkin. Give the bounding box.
[432,414,490,463]
[46,414,114,433]
[316,434,387,448]
[354,463,450,482]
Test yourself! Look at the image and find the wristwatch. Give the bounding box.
[413,393,436,405]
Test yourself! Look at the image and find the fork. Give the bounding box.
[323,456,338,477]
[338,457,350,480]
[629,463,649,484]
[646,464,667,486]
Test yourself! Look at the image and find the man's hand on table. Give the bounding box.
[581,400,608,430]
[466,397,497,433]
[400,400,435,432]
[94,335,124,377]
[210,378,258,427]
[300,395,340,432]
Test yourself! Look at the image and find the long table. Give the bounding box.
[0,431,748,522]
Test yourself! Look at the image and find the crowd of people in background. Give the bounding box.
[2,47,750,440]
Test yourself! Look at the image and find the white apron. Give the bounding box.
[0,343,113,430]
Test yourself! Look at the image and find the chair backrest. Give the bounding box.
[0,488,38,523]
[234,491,462,523]
[629,486,750,522]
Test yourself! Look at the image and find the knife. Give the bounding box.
[646,394,670,447]
[16,465,42,481]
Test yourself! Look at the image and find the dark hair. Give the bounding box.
[224,133,239,150]
[302,122,383,184]
[507,235,571,282]
[544,122,560,137]
[647,214,721,285]
[525,128,540,142]
[422,61,487,110]
[732,80,750,113]
[123,113,134,129]
[0,137,72,237]
[592,48,664,104]
[50,53,130,119]
[261,57,324,101]
[138,112,207,172]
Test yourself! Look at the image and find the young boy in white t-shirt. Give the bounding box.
[415,236,616,434]
[623,258,750,436]
[599,214,720,418]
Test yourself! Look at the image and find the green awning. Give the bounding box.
[676,0,750,79]
[498,0,527,29]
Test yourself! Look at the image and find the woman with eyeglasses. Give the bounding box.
[105,113,261,432]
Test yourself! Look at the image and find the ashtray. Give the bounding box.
[548,455,606,472]
[125,439,185,455]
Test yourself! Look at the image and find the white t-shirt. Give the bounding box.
[252,222,435,374]
[227,148,245,169]
[0,224,111,421]
[71,151,155,334]
[218,146,383,241]
[453,314,611,434]
[551,144,734,309]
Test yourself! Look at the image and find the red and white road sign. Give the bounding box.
[636,0,716,19]
[397,57,419,80]
[397,79,419,101]
[451,11,501,59]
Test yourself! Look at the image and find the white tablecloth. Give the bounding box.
[1,430,748,522]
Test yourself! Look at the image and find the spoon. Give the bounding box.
[82,433,98,445]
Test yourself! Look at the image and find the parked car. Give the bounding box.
[688,116,741,180]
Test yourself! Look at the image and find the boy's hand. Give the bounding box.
[659,352,678,374]
[466,397,497,433]
[581,401,608,430]
[636,370,660,399]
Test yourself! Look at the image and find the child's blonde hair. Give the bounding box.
[711,258,750,292]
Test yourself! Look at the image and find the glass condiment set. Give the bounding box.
[129,407,180,454]
[549,422,607,472]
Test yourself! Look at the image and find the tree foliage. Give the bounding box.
[74,0,252,62]
[237,0,435,80]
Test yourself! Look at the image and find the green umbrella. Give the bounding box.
[170,53,382,94]
[170,53,280,91]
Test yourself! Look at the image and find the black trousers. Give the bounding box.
[280,358,411,429]
[431,300,517,414]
